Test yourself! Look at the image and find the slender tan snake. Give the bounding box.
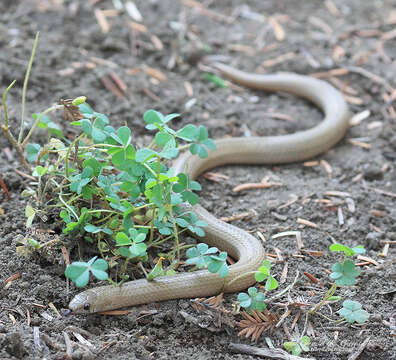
[69,63,350,313]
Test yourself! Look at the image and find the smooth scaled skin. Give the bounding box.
[69,63,350,314]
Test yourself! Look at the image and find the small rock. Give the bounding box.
[363,165,383,181]
[365,232,383,250]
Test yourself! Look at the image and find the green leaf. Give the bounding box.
[26,143,42,163]
[117,126,131,146]
[64,257,108,287]
[72,96,86,106]
[32,165,48,177]
[283,342,299,355]
[330,260,360,286]
[84,224,113,235]
[237,292,251,308]
[203,73,228,88]
[115,232,131,246]
[78,102,94,115]
[238,287,266,313]
[155,132,173,147]
[135,148,157,163]
[176,124,198,141]
[265,276,279,291]
[82,158,102,176]
[330,243,365,256]
[144,109,164,126]
[90,258,109,280]
[339,300,369,323]
[25,205,36,228]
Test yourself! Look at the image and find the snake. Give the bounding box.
[69,63,350,313]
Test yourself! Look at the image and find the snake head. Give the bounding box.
[69,290,97,314]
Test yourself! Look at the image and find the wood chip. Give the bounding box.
[5,273,22,285]
[301,249,324,257]
[181,0,234,24]
[233,177,282,192]
[142,88,160,102]
[101,76,125,98]
[325,0,340,16]
[268,16,285,41]
[310,68,349,79]
[337,206,344,226]
[125,1,143,22]
[262,52,295,67]
[278,194,298,209]
[110,72,127,92]
[304,272,320,284]
[228,44,256,56]
[184,81,193,97]
[280,262,288,284]
[303,161,319,167]
[370,209,386,217]
[128,21,147,33]
[150,35,163,50]
[143,66,167,81]
[357,255,379,266]
[220,209,257,223]
[271,230,301,239]
[94,9,110,33]
[379,243,389,257]
[329,77,357,95]
[320,159,332,176]
[309,16,333,34]
[367,121,383,130]
[349,110,371,126]
[382,28,396,40]
[344,95,364,105]
[323,191,351,198]
[348,139,371,149]
[297,218,319,229]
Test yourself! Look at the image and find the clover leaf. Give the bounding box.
[65,256,108,287]
[186,243,228,277]
[329,243,366,256]
[237,287,266,313]
[284,336,311,356]
[338,300,369,323]
[330,260,360,286]
[255,259,279,291]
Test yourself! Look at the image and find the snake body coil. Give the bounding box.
[69,63,350,313]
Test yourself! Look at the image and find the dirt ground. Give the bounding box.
[1,0,395,359]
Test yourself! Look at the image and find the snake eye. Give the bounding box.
[83,303,90,311]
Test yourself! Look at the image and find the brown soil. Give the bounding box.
[1,1,395,359]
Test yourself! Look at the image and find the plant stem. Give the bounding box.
[1,80,16,129]
[169,206,180,262]
[310,283,338,314]
[148,228,188,248]
[65,133,84,178]
[0,124,31,172]
[18,32,39,144]
[21,104,63,147]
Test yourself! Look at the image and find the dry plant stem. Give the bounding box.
[1,125,31,172]
[1,81,31,172]
[18,32,39,144]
